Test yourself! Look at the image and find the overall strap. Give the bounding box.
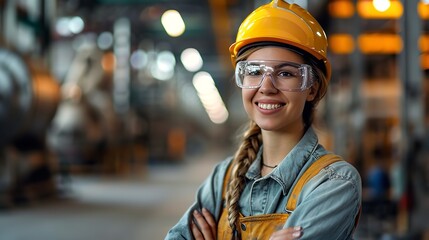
[285,153,343,212]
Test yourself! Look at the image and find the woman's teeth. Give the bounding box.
[258,103,283,110]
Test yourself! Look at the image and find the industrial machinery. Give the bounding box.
[0,48,60,206]
[0,48,60,147]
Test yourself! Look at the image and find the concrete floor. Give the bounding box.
[0,150,225,240]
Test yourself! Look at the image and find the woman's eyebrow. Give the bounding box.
[274,62,299,68]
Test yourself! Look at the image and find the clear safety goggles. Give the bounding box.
[235,60,314,92]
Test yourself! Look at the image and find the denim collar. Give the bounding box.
[246,127,319,195]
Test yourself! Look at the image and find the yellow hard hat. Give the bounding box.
[229,0,331,80]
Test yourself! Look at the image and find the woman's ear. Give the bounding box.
[306,81,319,101]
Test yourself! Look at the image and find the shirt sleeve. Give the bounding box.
[164,157,232,240]
[284,162,362,240]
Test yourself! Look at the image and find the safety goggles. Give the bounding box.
[235,60,314,92]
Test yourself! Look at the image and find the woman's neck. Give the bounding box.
[261,127,306,168]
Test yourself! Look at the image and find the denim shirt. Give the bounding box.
[165,127,362,240]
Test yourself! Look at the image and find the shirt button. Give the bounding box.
[241,223,246,231]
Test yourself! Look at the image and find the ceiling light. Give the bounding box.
[97,32,113,50]
[151,50,176,81]
[373,0,391,12]
[192,72,229,124]
[69,16,84,34]
[181,48,203,72]
[161,10,186,37]
[56,18,72,36]
[130,50,148,69]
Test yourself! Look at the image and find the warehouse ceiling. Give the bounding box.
[56,0,330,80]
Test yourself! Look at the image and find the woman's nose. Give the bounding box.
[259,74,278,94]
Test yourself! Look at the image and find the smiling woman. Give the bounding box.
[165,1,362,239]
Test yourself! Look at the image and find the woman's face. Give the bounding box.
[241,47,318,133]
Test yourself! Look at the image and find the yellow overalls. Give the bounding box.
[217,154,343,240]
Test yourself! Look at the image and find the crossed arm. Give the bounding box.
[191,208,303,240]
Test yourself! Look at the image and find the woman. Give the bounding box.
[166,1,361,239]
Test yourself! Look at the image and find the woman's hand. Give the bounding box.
[191,208,217,240]
[269,226,303,240]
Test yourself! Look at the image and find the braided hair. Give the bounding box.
[226,121,261,237]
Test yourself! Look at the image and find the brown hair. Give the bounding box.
[225,45,328,237]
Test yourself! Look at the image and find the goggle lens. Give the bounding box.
[235,60,314,92]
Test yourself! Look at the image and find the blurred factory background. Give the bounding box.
[0,0,429,239]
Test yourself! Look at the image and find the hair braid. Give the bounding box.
[226,121,261,238]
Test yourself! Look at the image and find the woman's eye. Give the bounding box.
[278,71,294,77]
